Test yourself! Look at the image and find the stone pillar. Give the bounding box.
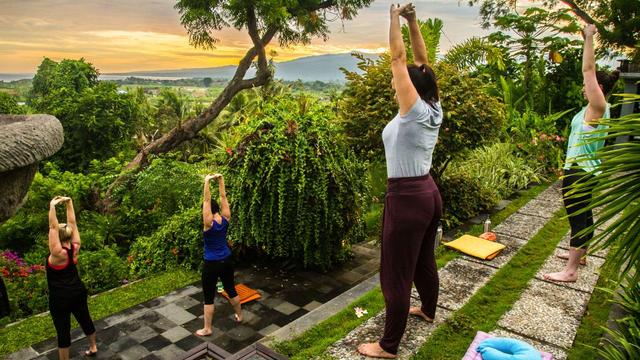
[0,114,64,223]
[615,70,640,143]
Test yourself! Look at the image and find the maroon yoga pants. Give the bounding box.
[379,174,442,354]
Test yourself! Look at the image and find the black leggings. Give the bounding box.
[202,258,237,305]
[563,167,595,248]
[49,291,95,348]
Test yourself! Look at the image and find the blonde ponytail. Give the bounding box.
[58,223,72,243]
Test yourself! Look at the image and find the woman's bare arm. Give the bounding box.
[203,175,215,228]
[48,197,66,260]
[216,174,231,220]
[582,24,606,124]
[63,197,81,250]
[390,4,419,115]
[401,4,429,66]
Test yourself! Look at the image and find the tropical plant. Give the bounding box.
[505,106,572,173]
[487,7,581,105]
[442,37,505,72]
[401,18,443,64]
[226,95,369,269]
[440,143,543,227]
[597,278,640,359]
[128,207,202,275]
[468,0,640,60]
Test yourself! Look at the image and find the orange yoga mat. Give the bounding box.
[221,284,262,304]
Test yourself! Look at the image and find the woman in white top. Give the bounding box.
[358,3,444,358]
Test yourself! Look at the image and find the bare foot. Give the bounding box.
[357,343,397,359]
[195,328,212,336]
[543,271,578,282]
[409,307,434,323]
[557,251,587,265]
[234,313,243,323]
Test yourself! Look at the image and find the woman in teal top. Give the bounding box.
[543,24,619,283]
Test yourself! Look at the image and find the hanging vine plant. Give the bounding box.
[225,95,369,270]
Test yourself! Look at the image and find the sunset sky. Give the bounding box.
[0,0,549,74]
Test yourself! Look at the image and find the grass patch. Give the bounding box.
[414,208,569,359]
[273,287,385,360]
[0,269,198,356]
[273,181,553,359]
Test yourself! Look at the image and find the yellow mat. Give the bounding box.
[221,284,262,304]
[444,235,506,260]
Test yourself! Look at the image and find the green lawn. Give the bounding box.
[273,181,552,359]
[0,269,198,356]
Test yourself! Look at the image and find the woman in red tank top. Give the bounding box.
[47,196,98,359]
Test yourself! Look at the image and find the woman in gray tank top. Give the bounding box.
[358,3,443,358]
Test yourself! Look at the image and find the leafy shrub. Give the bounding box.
[128,207,202,276]
[0,92,21,114]
[339,53,396,159]
[113,158,204,243]
[438,171,498,229]
[339,55,506,179]
[506,108,569,174]
[448,143,543,199]
[78,247,129,294]
[29,58,141,172]
[439,143,543,228]
[226,95,369,269]
[431,62,506,178]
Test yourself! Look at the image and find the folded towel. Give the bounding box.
[444,235,506,260]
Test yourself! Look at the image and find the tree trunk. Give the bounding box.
[102,24,277,209]
[560,0,597,25]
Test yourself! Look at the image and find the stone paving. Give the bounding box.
[323,182,566,359]
[495,226,611,358]
[6,242,380,360]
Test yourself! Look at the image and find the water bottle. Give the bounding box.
[435,225,443,251]
[483,217,491,233]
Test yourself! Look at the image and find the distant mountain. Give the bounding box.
[0,73,33,82]
[105,53,379,83]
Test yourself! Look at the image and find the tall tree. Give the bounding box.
[467,0,640,59]
[106,0,373,199]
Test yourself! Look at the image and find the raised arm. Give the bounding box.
[390,3,419,115]
[401,4,429,66]
[62,197,81,256]
[582,24,606,124]
[215,174,231,220]
[203,175,215,228]
[48,197,67,259]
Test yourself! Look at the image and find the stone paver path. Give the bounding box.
[495,230,610,359]
[6,242,380,360]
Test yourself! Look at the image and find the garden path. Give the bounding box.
[6,243,379,360]
[323,181,611,359]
